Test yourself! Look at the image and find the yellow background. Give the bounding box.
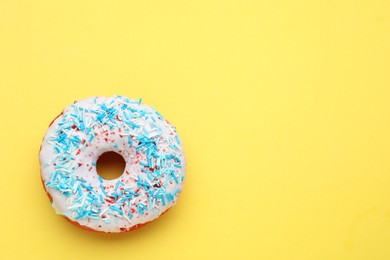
[0,1,389,259]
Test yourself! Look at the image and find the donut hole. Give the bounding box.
[96,152,126,180]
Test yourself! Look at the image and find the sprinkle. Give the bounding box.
[175,135,181,144]
[155,111,163,119]
[171,171,179,184]
[173,188,180,196]
[81,183,93,191]
[77,185,83,196]
[75,211,87,220]
[166,193,174,202]
[114,181,120,191]
[137,204,147,215]
[75,177,86,183]
[139,161,148,167]
[110,205,124,215]
[88,134,95,142]
[100,184,108,196]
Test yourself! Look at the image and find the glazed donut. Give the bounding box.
[39,96,186,233]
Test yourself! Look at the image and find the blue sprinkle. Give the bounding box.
[77,185,83,196]
[114,181,120,191]
[137,176,150,188]
[76,178,87,183]
[173,188,180,196]
[166,193,174,202]
[155,111,163,119]
[137,204,146,215]
[110,205,123,215]
[88,134,95,142]
[97,113,106,121]
[123,110,131,121]
[129,122,140,129]
[100,184,108,196]
[175,135,181,144]
[81,183,92,191]
[88,214,100,220]
[79,121,85,131]
[140,161,148,167]
[171,171,179,184]
[75,211,87,220]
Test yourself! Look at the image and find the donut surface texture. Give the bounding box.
[39,96,185,233]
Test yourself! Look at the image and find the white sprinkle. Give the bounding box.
[122,213,131,224]
[99,198,123,216]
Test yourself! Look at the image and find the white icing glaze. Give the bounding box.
[39,96,185,233]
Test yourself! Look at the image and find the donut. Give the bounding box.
[39,96,186,233]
